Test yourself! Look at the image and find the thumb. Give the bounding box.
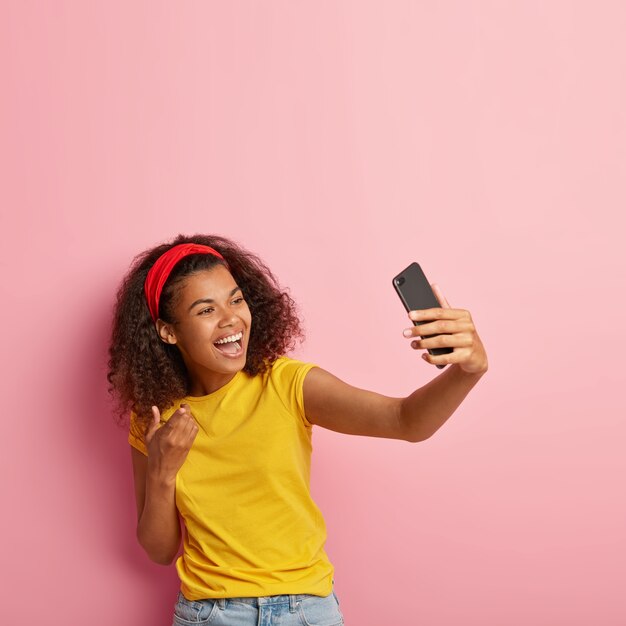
[431,283,451,309]
[144,405,161,444]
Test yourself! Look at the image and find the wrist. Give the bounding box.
[454,362,488,378]
[147,462,177,488]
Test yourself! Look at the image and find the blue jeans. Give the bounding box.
[171,580,344,625]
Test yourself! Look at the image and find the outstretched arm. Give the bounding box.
[302,284,488,443]
[301,362,486,443]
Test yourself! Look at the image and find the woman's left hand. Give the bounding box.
[403,283,488,375]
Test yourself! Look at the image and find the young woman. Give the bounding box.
[107,233,488,626]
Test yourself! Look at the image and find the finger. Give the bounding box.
[179,403,197,425]
[411,334,470,349]
[168,406,197,435]
[408,307,464,322]
[431,283,451,309]
[421,349,462,365]
[168,405,188,422]
[150,405,160,426]
[145,406,161,440]
[180,411,198,437]
[404,319,472,339]
[186,420,200,443]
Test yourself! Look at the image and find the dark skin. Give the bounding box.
[132,269,488,564]
[144,264,253,494]
[156,264,253,396]
[132,266,253,562]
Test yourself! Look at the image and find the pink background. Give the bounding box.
[2,2,625,625]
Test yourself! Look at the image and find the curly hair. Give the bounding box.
[107,233,306,433]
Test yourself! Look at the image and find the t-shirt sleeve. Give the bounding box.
[128,409,148,456]
[272,357,319,428]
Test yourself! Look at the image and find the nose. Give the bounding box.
[218,312,239,327]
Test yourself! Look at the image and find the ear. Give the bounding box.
[156,320,178,345]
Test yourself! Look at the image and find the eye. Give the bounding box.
[233,297,244,304]
[199,307,214,315]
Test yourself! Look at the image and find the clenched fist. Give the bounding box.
[145,403,199,483]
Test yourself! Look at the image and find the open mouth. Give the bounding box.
[213,331,244,357]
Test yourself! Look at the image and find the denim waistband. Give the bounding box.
[228,593,311,606]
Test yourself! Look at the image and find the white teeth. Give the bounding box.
[214,331,243,344]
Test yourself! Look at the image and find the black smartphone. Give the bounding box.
[392,261,453,370]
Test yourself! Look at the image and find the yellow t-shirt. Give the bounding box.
[128,356,335,600]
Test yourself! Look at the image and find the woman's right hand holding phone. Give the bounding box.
[145,403,199,483]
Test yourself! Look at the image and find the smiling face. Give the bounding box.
[156,264,252,394]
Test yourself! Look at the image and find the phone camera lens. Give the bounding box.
[396,277,405,286]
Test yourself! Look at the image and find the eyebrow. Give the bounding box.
[188,286,243,312]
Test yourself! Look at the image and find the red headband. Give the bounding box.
[144,243,228,322]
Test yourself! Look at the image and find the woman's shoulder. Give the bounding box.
[266,355,319,395]
[265,356,319,424]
